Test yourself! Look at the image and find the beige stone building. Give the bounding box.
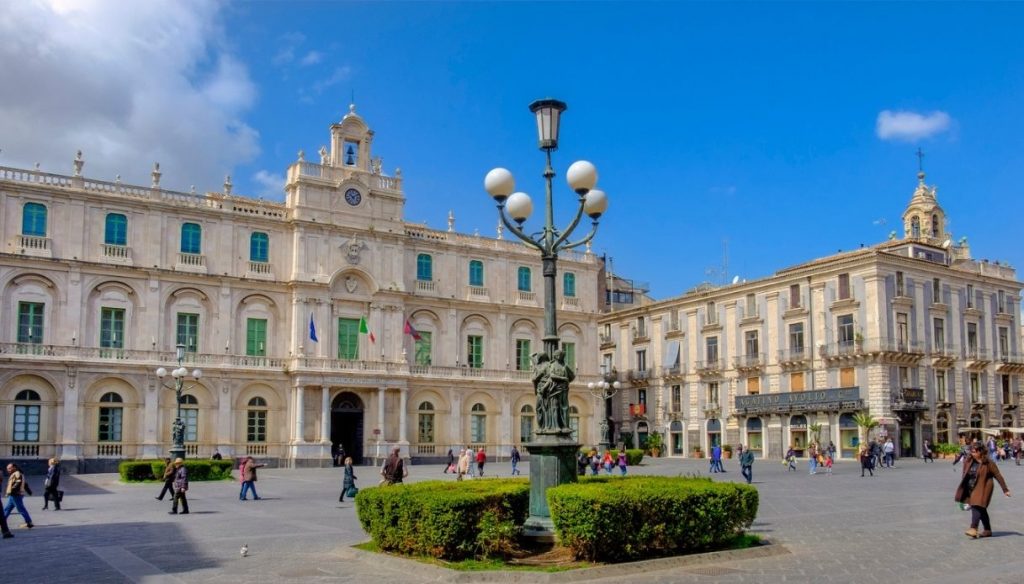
[599,171,1023,460]
[0,105,603,470]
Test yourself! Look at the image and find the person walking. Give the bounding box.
[617,450,628,476]
[510,446,521,476]
[1014,437,1023,466]
[785,447,797,472]
[155,458,174,501]
[382,447,408,485]
[710,444,723,473]
[42,458,61,511]
[883,438,895,468]
[169,458,189,515]
[953,436,969,466]
[860,445,874,477]
[823,452,833,476]
[240,456,265,501]
[808,444,818,475]
[956,443,1011,538]
[827,441,837,462]
[589,450,600,476]
[923,439,935,463]
[3,463,33,528]
[475,447,487,477]
[211,449,223,461]
[602,450,615,475]
[739,445,754,484]
[457,448,470,481]
[339,457,357,502]
[444,448,455,474]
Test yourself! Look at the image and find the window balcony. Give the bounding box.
[778,347,810,369]
[931,344,957,367]
[734,353,765,372]
[102,243,132,264]
[14,234,51,258]
[176,252,207,273]
[702,402,721,415]
[467,286,490,300]
[632,327,649,343]
[599,333,615,348]
[561,296,581,310]
[695,359,724,375]
[415,279,436,294]
[247,260,274,280]
[627,368,652,383]
[892,387,928,411]
[964,348,991,370]
[516,290,537,304]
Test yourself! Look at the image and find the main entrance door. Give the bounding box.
[331,392,364,464]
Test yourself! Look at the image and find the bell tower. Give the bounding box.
[330,103,374,170]
[901,152,947,245]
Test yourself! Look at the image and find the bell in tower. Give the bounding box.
[345,143,357,166]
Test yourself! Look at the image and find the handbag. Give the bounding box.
[56,490,64,503]
[345,486,359,498]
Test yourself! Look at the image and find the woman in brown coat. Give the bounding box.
[955,443,1011,538]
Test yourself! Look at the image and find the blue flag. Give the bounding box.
[309,313,319,343]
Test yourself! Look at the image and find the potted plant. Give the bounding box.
[722,444,733,459]
[692,444,704,459]
[645,432,664,458]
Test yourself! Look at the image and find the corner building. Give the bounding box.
[0,105,603,470]
[599,171,1022,460]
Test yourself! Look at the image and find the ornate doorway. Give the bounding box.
[331,392,364,464]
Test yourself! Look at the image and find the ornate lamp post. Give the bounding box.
[485,98,610,538]
[587,366,621,452]
[155,344,202,461]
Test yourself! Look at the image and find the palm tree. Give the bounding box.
[852,412,879,447]
[809,423,822,446]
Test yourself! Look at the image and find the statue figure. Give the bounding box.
[531,352,551,430]
[172,417,186,445]
[532,348,575,434]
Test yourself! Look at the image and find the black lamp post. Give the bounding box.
[485,98,610,538]
[155,344,202,460]
[588,366,621,452]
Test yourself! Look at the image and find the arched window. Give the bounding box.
[470,403,486,444]
[569,405,580,442]
[910,216,921,239]
[790,415,808,450]
[180,223,202,254]
[250,232,269,263]
[519,404,534,444]
[931,214,940,237]
[247,396,267,443]
[563,272,576,297]
[469,260,484,287]
[418,401,435,444]
[98,392,123,442]
[416,254,432,281]
[22,203,47,237]
[13,390,41,443]
[180,394,199,442]
[104,213,128,246]
[746,417,763,453]
[517,267,532,292]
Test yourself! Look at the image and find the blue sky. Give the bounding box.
[3,2,1023,298]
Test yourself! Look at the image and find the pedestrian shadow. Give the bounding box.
[37,474,118,496]
[186,511,220,515]
[990,531,1023,538]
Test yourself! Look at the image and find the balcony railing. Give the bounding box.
[97,443,123,457]
[695,359,724,374]
[102,243,131,261]
[778,347,810,363]
[468,286,489,298]
[176,252,206,270]
[416,280,436,293]
[632,327,649,342]
[734,353,765,369]
[702,402,721,414]
[248,260,273,277]
[16,234,51,257]
[893,387,928,411]
[599,333,615,346]
[517,290,536,303]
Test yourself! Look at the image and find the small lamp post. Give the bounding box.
[485,98,610,538]
[155,344,202,460]
[587,366,622,452]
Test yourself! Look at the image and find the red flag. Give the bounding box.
[404,319,422,341]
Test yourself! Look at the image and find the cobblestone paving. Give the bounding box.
[9,456,1024,583]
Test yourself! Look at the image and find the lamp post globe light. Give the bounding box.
[587,367,622,453]
[155,344,202,461]
[485,98,610,538]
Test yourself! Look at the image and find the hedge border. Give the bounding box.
[118,459,235,482]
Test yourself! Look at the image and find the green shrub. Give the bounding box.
[935,443,960,455]
[548,476,759,562]
[356,479,529,560]
[121,459,236,482]
[625,449,644,466]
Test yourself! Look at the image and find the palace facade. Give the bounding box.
[0,105,604,470]
[600,171,1023,460]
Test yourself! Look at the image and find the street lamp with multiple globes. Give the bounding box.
[485,98,610,537]
[155,344,202,461]
[587,366,622,452]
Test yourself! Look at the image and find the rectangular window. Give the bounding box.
[636,316,646,337]
[745,293,756,317]
[176,313,199,353]
[98,407,123,442]
[471,413,486,443]
[967,322,978,353]
[416,254,432,281]
[789,322,805,353]
[515,339,531,371]
[13,404,40,442]
[936,370,947,401]
[100,307,125,349]
[669,310,680,331]
[246,318,267,357]
[519,412,533,443]
[467,335,483,368]
[183,408,198,442]
[789,284,801,309]
[636,349,647,371]
[840,367,855,388]
[250,232,269,263]
[838,273,851,300]
[837,314,855,346]
[602,353,613,372]
[671,385,681,412]
[747,376,760,395]
[247,410,267,442]
[638,388,647,406]
[999,327,1009,359]
[17,301,44,344]
[895,271,904,296]
[563,272,576,297]
[966,284,975,308]
[899,366,910,388]
[414,331,432,366]
[932,278,941,303]
[970,373,981,403]
[744,330,759,356]
[337,317,359,360]
[707,382,719,404]
[933,318,945,351]
[469,260,484,287]
[563,342,576,370]
[706,301,717,324]
[791,371,805,391]
[1002,375,1012,405]
[998,290,1006,313]
[418,411,435,444]
[896,312,909,348]
[706,336,719,363]
[517,267,532,292]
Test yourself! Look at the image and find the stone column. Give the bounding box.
[377,386,386,439]
[142,374,161,458]
[320,386,330,443]
[398,388,409,455]
[60,366,81,461]
[294,385,305,443]
[217,379,233,457]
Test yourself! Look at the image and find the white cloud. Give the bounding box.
[312,66,353,94]
[876,110,952,142]
[252,170,285,200]
[299,50,324,66]
[272,32,305,66]
[0,0,260,192]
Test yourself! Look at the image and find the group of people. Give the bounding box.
[442,447,491,480]
[785,442,837,475]
[0,460,58,538]
[576,449,629,476]
[953,436,1023,466]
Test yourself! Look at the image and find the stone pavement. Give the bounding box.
[9,455,1024,584]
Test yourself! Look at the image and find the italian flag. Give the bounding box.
[359,316,375,343]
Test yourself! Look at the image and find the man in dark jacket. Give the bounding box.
[381,448,408,485]
[739,445,755,484]
[169,458,189,514]
[43,458,61,510]
[155,458,174,501]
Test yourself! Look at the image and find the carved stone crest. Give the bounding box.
[344,276,358,294]
[340,234,368,265]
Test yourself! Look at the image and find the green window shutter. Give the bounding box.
[338,318,360,360]
[468,335,483,368]
[563,342,576,370]
[22,203,47,237]
[516,339,531,371]
[246,318,267,356]
[563,272,576,297]
[104,213,128,246]
[100,307,125,349]
[469,260,484,286]
[250,232,269,262]
[17,302,44,343]
[176,313,199,352]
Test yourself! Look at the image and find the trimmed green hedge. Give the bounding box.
[356,479,529,560]
[624,449,644,466]
[548,476,758,562]
[119,459,235,482]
